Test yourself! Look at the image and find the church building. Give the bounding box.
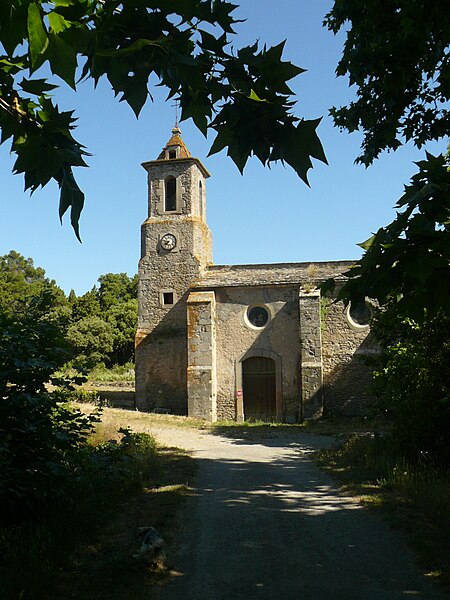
[135,128,376,422]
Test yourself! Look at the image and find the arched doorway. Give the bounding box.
[242,356,276,420]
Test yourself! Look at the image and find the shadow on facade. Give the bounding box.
[323,331,379,417]
[136,293,190,414]
[136,292,379,420]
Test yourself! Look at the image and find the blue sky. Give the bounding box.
[0,0,443,295]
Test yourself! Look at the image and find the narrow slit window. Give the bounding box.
[199,181,203,217]
[162,291,174,306]
[165,177,177,211]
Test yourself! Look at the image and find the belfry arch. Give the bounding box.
[164,176,177,212]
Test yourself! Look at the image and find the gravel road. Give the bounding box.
[144,427,446,600]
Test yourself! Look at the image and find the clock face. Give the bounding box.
[160,233,177,251]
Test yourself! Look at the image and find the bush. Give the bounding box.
[0,427,158,600]
[0,310,102,523]
[371,310,450,467]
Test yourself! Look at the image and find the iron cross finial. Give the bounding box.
[171,99,180,128]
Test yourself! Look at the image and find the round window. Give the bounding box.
[247,306,269,328]
[348,301,371,327]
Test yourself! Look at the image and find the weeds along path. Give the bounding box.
[143,425,447,600]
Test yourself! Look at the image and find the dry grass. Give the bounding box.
[2,406,197,600]
[318,435,450,590]
[75,402,210,441]
[49,405,198,599]
[52,445,196,600]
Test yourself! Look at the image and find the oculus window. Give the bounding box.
[347,301,371,328]
[247,306,269,328]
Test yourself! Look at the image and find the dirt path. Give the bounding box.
[142,426,446,600]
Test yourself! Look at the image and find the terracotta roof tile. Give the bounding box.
[157,126,191,159]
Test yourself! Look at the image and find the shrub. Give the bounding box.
[371,310,450,467]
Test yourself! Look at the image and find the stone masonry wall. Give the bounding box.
[187,291,217,420]
[135,235,204,413]
[146,160,207,220]
[213,285,302,422]
[135,159,212,412]
[299,290,323,419]
[321,298,378,415]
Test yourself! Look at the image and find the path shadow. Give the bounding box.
[210,424,335,450]
[159,447,445,600]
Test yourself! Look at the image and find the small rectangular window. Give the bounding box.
[162,291,174,305]
[168,150,176,159]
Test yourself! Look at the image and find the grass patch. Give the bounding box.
[55,362,135,383]
[76,403,210,431]
[88,362,135,382]
[303,415,391,436]
[1,407,197,600]
[210,415,389,441]
[52,445,196,600]
[318,434,450,588]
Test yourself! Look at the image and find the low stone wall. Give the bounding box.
[97,390,136,409]
[84,382,136,409]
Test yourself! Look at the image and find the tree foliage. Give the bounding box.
[0,308,98,522]
[322,0,450,319]
[0,252,137,369]
[66,314,115,369]
[98,272,138,310]
[323,153,450,320]
[0,250,69,322]
[105,298,138,364]
[322,2,450,461]
[0,0,326,238]
[325,0,450,166]
[68,271,138,367]
[370,309,450,466]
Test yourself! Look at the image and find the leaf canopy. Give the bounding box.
[322,154,450,320]
[0,0,326,237]
[325,0,450,165]
[323,0,450,319]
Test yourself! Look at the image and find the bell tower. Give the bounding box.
[135,127,212,413]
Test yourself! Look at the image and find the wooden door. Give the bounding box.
[242,356,276,420]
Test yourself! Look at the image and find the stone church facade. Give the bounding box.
[135,128,376,421]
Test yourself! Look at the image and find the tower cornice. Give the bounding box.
[141,156,211,179]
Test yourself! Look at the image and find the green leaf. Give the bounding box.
[27,3,49,68]
[0,57,26,73]
[199,30,228,55]
[58,165,84,241]
[46,33,78,88]
[96,38,165,57]
[358,235,376,251]
[0,2,29,55]
[48,12,72,34]
[277,119,327,185]
[207,128,233,157]
[210,0,240,33]
[20,78,58,96]
[248,89,268,102]
[52,0,91,22]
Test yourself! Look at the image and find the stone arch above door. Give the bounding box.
[235,349,282,422]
